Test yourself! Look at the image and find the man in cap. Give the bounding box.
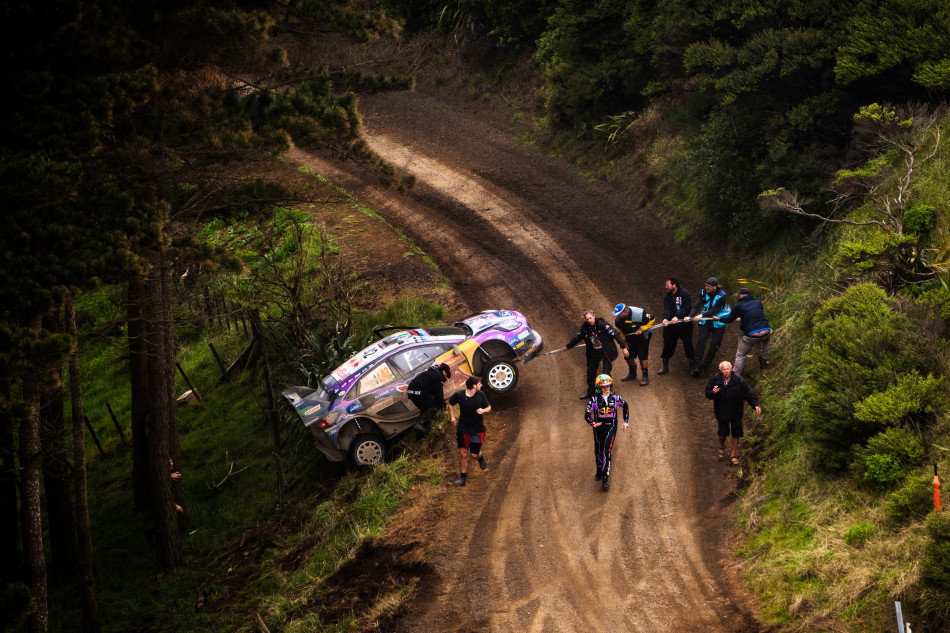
[685,277,731,378]
[714,288,772,375]
[612,302,655,386]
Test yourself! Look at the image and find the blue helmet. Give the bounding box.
[612,303,626,317]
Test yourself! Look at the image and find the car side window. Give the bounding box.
[357,361,397,396]
[389,344,449,376]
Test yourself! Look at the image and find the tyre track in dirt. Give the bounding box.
[288,89,763,632]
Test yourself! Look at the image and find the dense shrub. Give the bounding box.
[849,424,926,486]
[921,511,950,588]
[803,284,939,471]
[886,476,936,525]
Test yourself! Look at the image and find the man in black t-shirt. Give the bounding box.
[447,376,492,487]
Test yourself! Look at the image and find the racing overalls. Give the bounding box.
[584,392,629,485]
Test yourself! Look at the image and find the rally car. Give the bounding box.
[283,310,543,467]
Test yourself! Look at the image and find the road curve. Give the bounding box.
[287,89,763,633]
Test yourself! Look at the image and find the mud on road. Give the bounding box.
[288,88,765,632]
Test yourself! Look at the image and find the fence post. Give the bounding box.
[105,402,127,443]
[84,415,105,456]
[175,363,202,402]
[208,343,229,382]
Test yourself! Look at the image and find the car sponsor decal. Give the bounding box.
[346,401,364,414]
[518,330,530,339]
[303,404,323,416]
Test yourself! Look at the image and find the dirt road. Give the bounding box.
[288,89,764,632]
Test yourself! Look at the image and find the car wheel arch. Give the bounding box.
[337,417,384,453]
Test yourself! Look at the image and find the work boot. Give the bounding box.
[639,372,649,386]
[657,360,670,375]
[453,473,467,487]
[621,371,636,382]
[759,358,770,370]
[477,455,487,470]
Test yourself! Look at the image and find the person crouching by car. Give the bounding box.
[407,362,452,436]
[565,309,629,400]
[448,376,492,487]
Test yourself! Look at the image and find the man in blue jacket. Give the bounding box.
[686,277,731,378]
[714,288,772,374]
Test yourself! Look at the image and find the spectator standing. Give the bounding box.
[584,374,629,491]
[448,376,491,487]
[686,277,731,378]
[407,362,452,434]
[612,303,655,386]
[705,361,761,465]
[658,278,694,374]
[714,288,772,374]
[565,310,630,400]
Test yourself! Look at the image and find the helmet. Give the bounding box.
[595,374,613,389]
[612,303,626,317]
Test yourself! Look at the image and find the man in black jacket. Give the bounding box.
[705,361,761,465]
[566,310,630,399]
[659,277,695,375]
[407,362,452,434]
[714,287,772,374]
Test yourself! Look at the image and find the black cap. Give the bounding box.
[737,288,751,296]
[706,277,719,287]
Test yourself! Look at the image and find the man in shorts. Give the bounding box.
[612,302,655,386]
[448,376,492,487]
[705,361,761,465]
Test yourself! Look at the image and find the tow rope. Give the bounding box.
[542,317,717,357]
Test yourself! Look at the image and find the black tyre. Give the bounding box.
[349,432,387,467]
[483,358,519,394]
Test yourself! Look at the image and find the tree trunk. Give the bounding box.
[127,278,151,511]
[21,314,49,633]
[39,373,78,585]
[145,260,183,570]
[0,373,23,581]
[66,295,100,633]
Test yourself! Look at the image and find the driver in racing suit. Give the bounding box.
[585,374,629,492]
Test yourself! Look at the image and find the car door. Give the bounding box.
[357,343,450,435]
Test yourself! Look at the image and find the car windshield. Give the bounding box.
[389,344,449,375]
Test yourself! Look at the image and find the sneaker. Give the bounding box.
[453,476,467,487]
[690,367,701,378]
[477,455,487,470]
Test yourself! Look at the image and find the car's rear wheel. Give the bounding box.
[483,358,519,394]
[349,432,387,467]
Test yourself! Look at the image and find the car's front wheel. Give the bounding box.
[483,358,519,394]
[349,432,387,467]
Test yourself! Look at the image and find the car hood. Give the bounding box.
[456,310,526,336]
[282,386,332,428]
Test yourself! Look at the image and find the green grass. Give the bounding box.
[51,288,450,633]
